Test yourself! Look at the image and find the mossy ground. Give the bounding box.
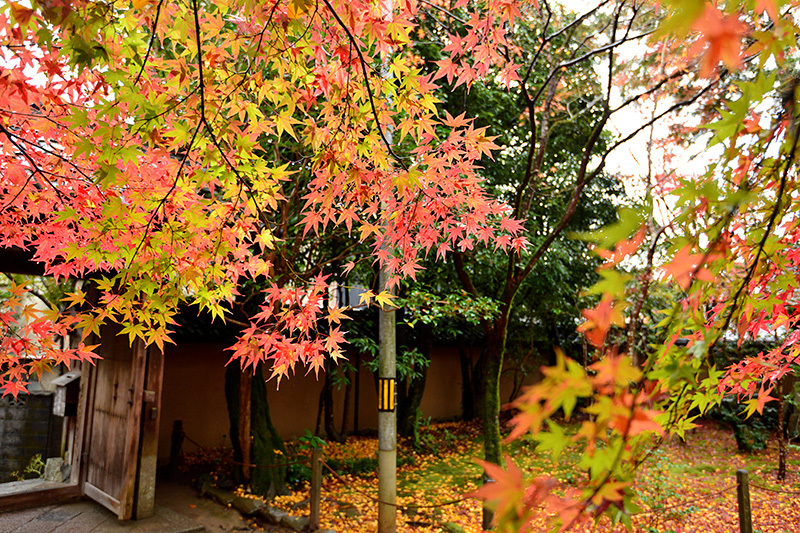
[185,419,800,532]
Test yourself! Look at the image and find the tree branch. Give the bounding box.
[320,0,408,170]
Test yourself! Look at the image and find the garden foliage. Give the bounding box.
[1,0,799,529]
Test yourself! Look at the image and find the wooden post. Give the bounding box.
[169,420,184,480]
[309,447,322,530]
[737,469,753,533]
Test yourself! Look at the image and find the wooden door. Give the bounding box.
[79,323,148,520]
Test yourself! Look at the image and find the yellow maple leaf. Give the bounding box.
[374,290,396,309]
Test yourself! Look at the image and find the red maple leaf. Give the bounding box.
[468,455,527,520]
[660,245,716,290]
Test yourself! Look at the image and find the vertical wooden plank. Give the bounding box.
[78,320,149,520]
[82,355,102,490]
[135,347,164,519]
[309,448,322,530]
[737,469,753,533]
[72,359,94,486]
[92,347,112,492]
[75,281,100,487]
[118,337,147,520]
[92,331,119,497]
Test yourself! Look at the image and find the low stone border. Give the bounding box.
[200,481,335,533]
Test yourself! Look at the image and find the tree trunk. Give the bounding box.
[398,324,433,447]
[225,364,288,497]
[340,366,352,436]
[474,350,489,422]
[481,335,505,465]
[397,369,428,445]
[314,393,323,436]
[481,324,507,530]
[322,363,343,443]
[250,365,289,498]
[459,342,476,421]
[239,372,252,480]
[354,351,361,434]
[224,365,246,486]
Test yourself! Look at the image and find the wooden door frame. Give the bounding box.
[134,346,164,519]
[78,335,148,520]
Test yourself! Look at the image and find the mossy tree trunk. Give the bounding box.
[225,364,288,498]
[480,315,508,531]
[250,365,289,497]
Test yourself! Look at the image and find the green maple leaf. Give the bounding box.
[535,421,568,461]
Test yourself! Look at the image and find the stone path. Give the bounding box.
[0,501,204,533]
[0,480,308,533]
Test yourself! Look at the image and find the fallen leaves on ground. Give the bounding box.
[192,420,800,532]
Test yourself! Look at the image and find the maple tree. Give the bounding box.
[0,0,525,396]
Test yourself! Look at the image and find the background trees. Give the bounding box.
[476,0,800,530]
[413,0,732,525]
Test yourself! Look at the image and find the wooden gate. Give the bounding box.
[78,323,163,520]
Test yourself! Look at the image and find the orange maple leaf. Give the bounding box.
[469,455,528,520]
[9,2,35,25]
[595,226,646,269]
[610,404,664,437]
[689,5,748,77]
[590,480,629,506]
[747,384,777,417]
[327,307,350,324]
[577,296,626,348]
[755,0,778,22]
